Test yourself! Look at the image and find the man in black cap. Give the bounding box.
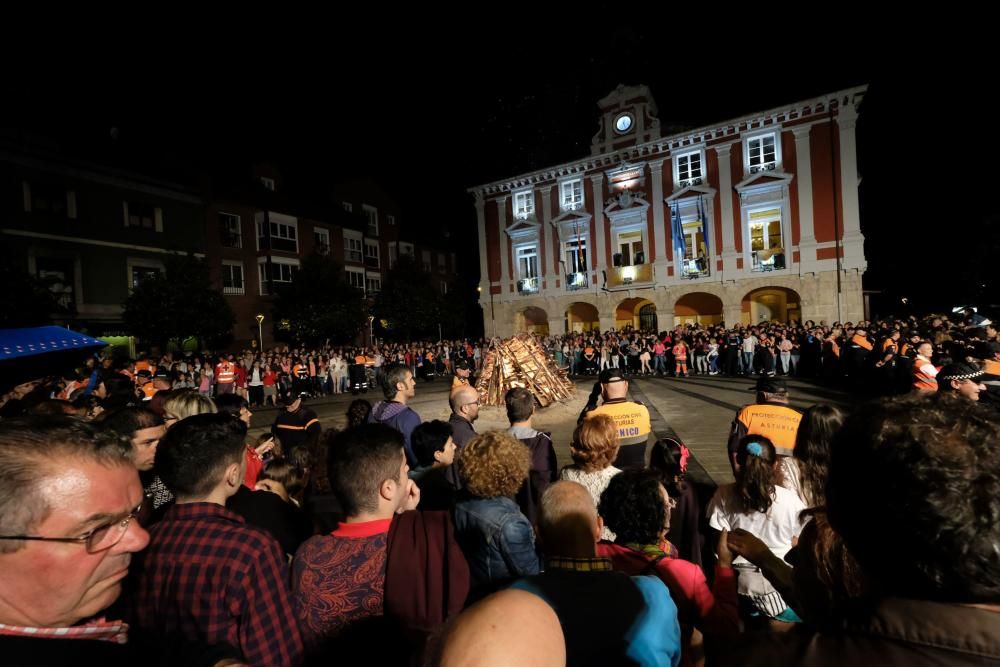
[726,376,802,474]
[580,368,651,470]
[451,358,473,392]
[936,362,988,402]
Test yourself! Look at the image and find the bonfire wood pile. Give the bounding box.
[475,334,575,407]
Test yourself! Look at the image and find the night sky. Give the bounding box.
[9,26,994,317]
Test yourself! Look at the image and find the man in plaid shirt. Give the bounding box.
[128,413,303,666]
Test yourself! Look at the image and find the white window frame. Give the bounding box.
[260,176,276,191]
[743,130,781,175]
[564,235,588,275]
[221,260,245,295]
[421,249,432,273]
[346,266,365,291]
[123,201,162,232]
[673,148,705,187]
[399,241,415,258]
[746,206,785,272]
[513,188,534,220]
[364,239,380,268]
[365,271,382,295]
[255,213,299,253]
[559,178,583,212]
[219,212,242,248]
[387,214,396,226]
[437,252,446,272]
[515,243,539,280]
[344,229,363,263]
[314,227,330,255]
[440,281,448,295]
[362,204,379,236]
[257,256,299,295]
[614,225,646,267]
[342,201,353,213]
[126,257,166,291]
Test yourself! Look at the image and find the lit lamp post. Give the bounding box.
[368,315,374,347]
[255,314,264,351]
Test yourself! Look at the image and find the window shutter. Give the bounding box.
[154,207,163,232]
[67,191,77,219]
[123,201,129,227]
[23,182,31,212]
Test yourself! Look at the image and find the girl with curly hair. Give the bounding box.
[598,469,739,663]
[453,431,539,600]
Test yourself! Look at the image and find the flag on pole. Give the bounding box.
[671,201,686,263]
[698,195,709,259]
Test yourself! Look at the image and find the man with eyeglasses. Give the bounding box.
[446,385,481,489]
[0,418,243,666]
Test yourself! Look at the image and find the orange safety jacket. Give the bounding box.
[215,362,235,384]
[912,355,939,391]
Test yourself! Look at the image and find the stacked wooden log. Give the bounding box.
[475,334,575,407]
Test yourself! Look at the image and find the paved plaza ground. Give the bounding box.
[248,372,852,488]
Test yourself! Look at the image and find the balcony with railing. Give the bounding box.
[565,272,589,291]
[750,248,786,272]
[222,285,245,295]
[345,248,362,263]
[679,257,711,280]
[517,276,539,294]
[606,263,654,289]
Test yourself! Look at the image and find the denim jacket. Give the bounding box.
[453,495,540,595]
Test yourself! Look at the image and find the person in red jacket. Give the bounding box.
[672,339,689,378]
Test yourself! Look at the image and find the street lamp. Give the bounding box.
[368,315,375,346]
[255,314,265,351]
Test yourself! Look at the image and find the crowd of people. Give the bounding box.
[0,308,998,665]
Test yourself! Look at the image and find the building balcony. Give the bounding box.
[565,272,589,291]
[606,263,654,289]
[345,249,362,263]
[222,285,245,296]
[750,249,786,272]
[679,258,711,280]
[517,277,539,294]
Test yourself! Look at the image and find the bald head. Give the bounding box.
[537,481,601,558]
[449,386,480,422]
[431,589,565,667]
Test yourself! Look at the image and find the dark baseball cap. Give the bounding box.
[750,376,787,393]
[599,368,626,384]
[454,359,471,371]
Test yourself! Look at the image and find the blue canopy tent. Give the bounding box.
[0,327,108,395]
[1,326,107,361]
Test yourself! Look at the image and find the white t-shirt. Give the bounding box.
[707,483,806,566]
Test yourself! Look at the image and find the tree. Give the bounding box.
[373,254,453,341]
[0,261,63,328]
[271,254,366,345]
[122,254,235,350]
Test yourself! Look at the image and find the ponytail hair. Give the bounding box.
[735,435,781,513]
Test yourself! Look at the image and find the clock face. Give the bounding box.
[614,113,634,133]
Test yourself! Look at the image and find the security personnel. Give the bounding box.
[214,356,236,395]
[451,358,473,391]
[583,367,652,470]
[291,358,311,398]
[271,395,321,456]
[727,376,802,473]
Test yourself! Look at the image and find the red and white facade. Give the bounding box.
[470,84,867,335]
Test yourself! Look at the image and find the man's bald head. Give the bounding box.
[602,378,628,400]
[537,481,601,557]
[449,385,479,413]
[431,589,565,667]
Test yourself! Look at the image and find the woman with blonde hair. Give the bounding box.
[162,389,216,427]
[453,431,538,600]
